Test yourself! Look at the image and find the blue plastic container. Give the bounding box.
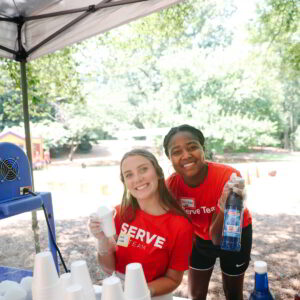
[0,266,32,283]
[221,187,244,252]
[249,261,275,300]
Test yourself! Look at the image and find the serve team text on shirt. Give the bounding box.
[120,223,166,249]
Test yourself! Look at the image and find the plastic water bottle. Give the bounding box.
[220,177,244,252]
[249,261,275,300]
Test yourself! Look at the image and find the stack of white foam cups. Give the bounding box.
[101,276,124,300]
[64,284,84,300]
[31,251,98,300]
[70,260,96,300]
[101,262,173,300]
[152,293,173,300]
[101,262,150,300]
[20,277,33,300]
[124,263,151,300]
[32,252,62,300]
[0,280,27,300]
[59,273,72,300]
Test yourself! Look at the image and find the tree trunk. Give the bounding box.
[31,210,41,253]
[284,125,289,149]
[68,140,79,161]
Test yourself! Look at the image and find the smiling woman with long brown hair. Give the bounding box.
[88,149,193,298]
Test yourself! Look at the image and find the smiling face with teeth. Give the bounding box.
[121,155,160,205]
[168,131,207,186]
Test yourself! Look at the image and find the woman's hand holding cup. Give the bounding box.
[88,212,116,256]
[88,213,104,239]
[96,206,116,238]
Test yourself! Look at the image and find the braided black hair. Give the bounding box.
[163,124,205,157]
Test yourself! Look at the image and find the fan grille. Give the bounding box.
[0,158,19,181]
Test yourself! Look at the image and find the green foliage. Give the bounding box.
[247,0,300,149]
[34,103,110,156]
[1,0,298,154]
[0,47,83,124]
[0,46,95,157]
[252,0,300,73]
[0,91,21,130]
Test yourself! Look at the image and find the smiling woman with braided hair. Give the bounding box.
[163,124,252,300]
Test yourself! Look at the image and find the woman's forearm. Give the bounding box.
[147,270,183,297]
[97,252,116,275]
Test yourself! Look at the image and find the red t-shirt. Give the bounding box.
[167,161,252,240]
[114,205,193,282]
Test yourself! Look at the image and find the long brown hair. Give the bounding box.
[120,149,190,222]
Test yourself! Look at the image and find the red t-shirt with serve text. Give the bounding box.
[114,205,193,282]
[166,161,252,241]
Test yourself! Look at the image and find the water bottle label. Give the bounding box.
[223,209,242,238]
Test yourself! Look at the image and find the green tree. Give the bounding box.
[78,0,239,131]
[254,0,300,72]
[0,46,104,157]
[0,47,83,126]
[248,0,300,149]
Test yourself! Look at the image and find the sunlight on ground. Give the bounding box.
[1,157,299,299]
[1,160,299,225]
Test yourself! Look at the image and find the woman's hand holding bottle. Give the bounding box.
[218,173,246,213]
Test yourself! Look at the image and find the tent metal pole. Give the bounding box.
[25,0,147,21]
[20,60,41,254]
[27,0,147,56]
[20,60,35,189]
[0,44,17,55]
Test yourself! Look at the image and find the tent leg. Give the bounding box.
[20,61,41,254]
[20,61,34,180]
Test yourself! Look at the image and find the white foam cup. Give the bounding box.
[0,281,20,294]
[134,293,151,300]
[32,282,62,300]
[32,251,59,289]
[152,293,173,300]
[20,277,33,300]
[65,284,84,300]
[71,260,96,300]
[97,206,116,237]
[85,289,98,300]
[2,285,26,300]
[60,273,72,286]
[101,276,125,300]
[124,263,150,300]
[32,251,61,300]
[93,285,102,300]
[60,273,72,298]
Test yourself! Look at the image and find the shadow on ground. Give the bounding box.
[0,212,299,299]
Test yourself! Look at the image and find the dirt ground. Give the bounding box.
[1,212,299,299]
[0,148,299,299]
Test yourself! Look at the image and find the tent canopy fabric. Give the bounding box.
[0,0,184,178]
[0,0,183,62]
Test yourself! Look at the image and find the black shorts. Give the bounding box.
[190,224,252,276]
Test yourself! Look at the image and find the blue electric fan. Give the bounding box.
[0,142,68,274]
[0,142,32,203]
